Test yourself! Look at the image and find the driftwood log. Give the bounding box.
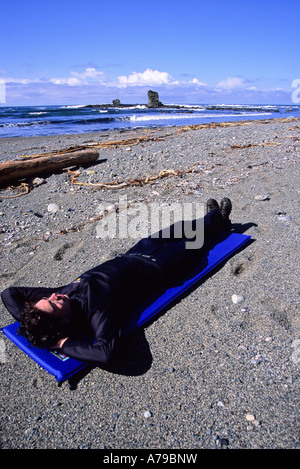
[0,149,99,186]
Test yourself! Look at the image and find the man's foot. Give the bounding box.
[219,197,232,229]
[207,198,219,213]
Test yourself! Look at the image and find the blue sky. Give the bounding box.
[0,0,299,105]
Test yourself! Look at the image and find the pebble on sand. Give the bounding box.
[232,294,245,304]
[246,413,255,422]
[47,203,60,213]
[254,194,270,201]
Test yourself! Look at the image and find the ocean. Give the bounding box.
[0,103,299,139]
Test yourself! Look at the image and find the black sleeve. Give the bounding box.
[61,309,120,365]
[1,286,54,321]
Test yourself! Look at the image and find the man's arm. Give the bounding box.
[60,330,119,366]
[60,336,116,365]
[1,286,53,320]
[60,312,120,366]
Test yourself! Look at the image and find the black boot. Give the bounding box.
[219,197,232,230]
[206,198,219,213]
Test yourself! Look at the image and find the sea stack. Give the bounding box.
[147,90,163,108]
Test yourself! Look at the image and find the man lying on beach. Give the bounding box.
[1,197,232,367]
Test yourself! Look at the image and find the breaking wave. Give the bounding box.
[0,103,299,137]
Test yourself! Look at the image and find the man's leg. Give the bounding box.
[125,198,232,283]
[170,197,232,248]
[202,197,232,241]
[158,197,232,281]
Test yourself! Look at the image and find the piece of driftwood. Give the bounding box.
[0,149,99,186]
[67,165,202,189]
[18,133,171,160]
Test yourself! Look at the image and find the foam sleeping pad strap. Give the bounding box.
[1,232,251,382]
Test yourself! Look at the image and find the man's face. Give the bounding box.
[35,293,71,321]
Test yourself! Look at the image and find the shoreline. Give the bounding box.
[0,116,299,449]
[1,116,299,164]
[1,101,299,141]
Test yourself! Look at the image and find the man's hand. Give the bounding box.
[52,337,68,349]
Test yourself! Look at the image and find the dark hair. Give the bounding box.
[18,301,69,348]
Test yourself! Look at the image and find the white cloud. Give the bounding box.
[49,77,82,86]
[189,78,207,86]
[117,68,178,87]
[49,68,106,86]
[216,77,246,90]
[5,77,38,85]
[2,68,293,105]
[1,70,248,92]
[70,67,106,81]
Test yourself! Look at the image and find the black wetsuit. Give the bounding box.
[1,209,227,365]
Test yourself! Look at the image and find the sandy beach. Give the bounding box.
[0,117,299,450]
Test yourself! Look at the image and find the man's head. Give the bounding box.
[35,293,71,320]
[19,293,72,348]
